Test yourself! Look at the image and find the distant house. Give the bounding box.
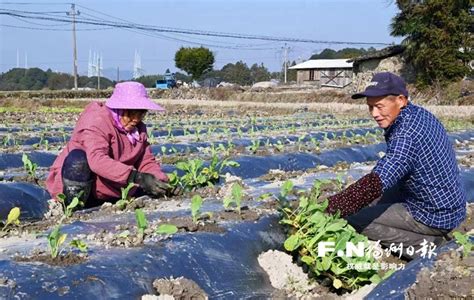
[288,59,353,88]
[349,45,413,92]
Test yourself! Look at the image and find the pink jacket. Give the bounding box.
[46,102,168,200]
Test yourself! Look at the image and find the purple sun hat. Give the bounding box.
[105,81,165,111]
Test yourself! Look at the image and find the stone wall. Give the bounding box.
[352,56,415,93]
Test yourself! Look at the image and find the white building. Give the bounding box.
[289,59,353,88]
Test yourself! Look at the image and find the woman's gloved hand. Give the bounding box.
[129,170,172,197]
[168,185,184,197]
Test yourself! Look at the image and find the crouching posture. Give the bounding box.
[326,72,466,259]
[46,81,173,207]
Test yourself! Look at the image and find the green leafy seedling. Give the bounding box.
[191,194,203,224]
[248,139,260,153]
[156,224,178,235]
[279,177,385,291]
[274,140,284,152]
[57,191,82,219]
[135,208,148,236]
[223,183,244,214]
[257,192,273,201]
[22,153,38,179]
[167,171,181,188]
[278,180,294,202]
[48,225,67,258]
[2,207,20,231]
[70,239,88,253]
[335,173,344,191]
[453,231,473,257]
[116,182,135,210]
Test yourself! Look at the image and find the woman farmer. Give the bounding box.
[46,81,172,207]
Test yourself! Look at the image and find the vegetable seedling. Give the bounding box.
[248,139,260,153]
[279,180,294,202]
[57,191,82,219]
[1,207,20,232]
[116,182,135,210]
[223,183,244,214]
[191,194,203,224]
[280,178,385,291]
[70,239,88,253]
[22,153,38,179]
[274,140,284,152]
[135,209,148,236]
[48,225,67,258]
[453,231,473,257]
[335,173,344,191]
[156,224,178,235]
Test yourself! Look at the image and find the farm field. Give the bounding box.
[0,100,473,299]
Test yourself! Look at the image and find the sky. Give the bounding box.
[0,0,402,78]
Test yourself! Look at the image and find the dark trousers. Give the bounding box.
[62,149,142,208]
[62,149,99,208]
[346,201,450,260]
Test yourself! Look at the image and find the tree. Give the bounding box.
[0,68,47,90]
[47,73,73,90]
[135,75,162,88]
[174,47,214,80]
[287,61,297,82]
[220,61,252,85]
[310,48,338,59]
[250,63,271,82]
[390,0,473,87]
[175,71,192,83]
[81,76,113,89]
[310,47,376,60]
[338,47,376,58]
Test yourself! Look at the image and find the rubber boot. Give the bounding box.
[61,149,93,206]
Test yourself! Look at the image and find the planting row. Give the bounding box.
[1,157,472,299]
[0,117,373,150]
[1,133,473,222]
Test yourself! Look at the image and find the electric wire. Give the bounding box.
[0,9,392,46]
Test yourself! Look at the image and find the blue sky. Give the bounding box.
[0,0,402,76]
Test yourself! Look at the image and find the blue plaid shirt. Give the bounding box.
[373,103,466,230]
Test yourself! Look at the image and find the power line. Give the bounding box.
[0,2,71,5]
[77,9,281,50]
[0,4,393,73]
[0,23,115,31]
[77,4,281,49]
[0,9,392,46]
[0,8,68,14]
[76,4,275,49]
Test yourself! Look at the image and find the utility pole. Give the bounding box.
[67,4,80,90]
[282,43,291,84]
[116,66,120,82]
[97,56,101,90]
[24,52,28,76]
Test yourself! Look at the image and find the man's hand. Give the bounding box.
[132,171,172,197]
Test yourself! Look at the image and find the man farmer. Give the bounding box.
[326,72,466,259]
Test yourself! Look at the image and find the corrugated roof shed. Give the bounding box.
[289,59,353,70]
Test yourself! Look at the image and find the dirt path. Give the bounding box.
[156,99,474,119]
